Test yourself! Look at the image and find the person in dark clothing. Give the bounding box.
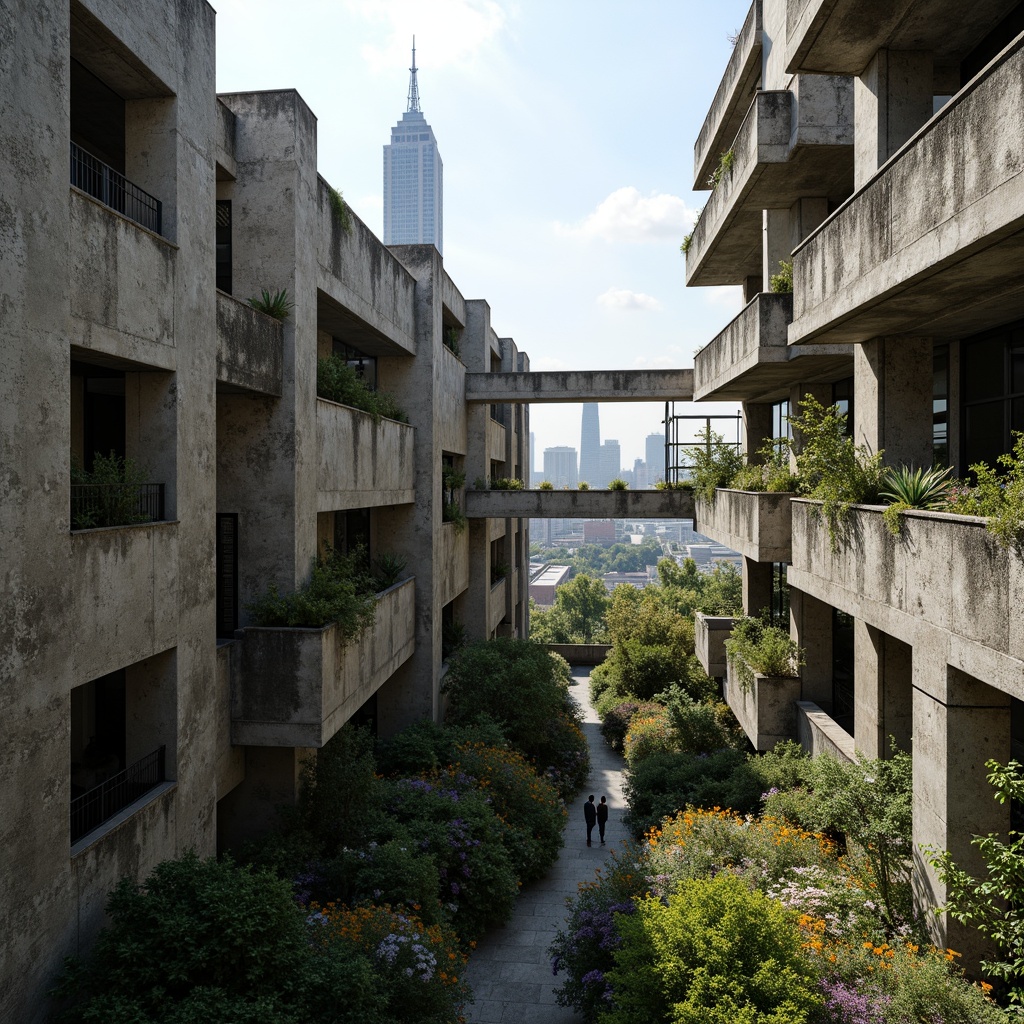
[584,794,597,846]
[597,795,609,845]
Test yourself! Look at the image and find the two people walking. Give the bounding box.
[583,794,608,847]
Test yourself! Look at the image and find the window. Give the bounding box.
[334,507,372,561]
[933,344,949,466]
[832,609,855,736]
[832,378,854,437]
[962,320,1024,470]
[771,562,789,627]
[332,339,377,391]
[216,200,232,294]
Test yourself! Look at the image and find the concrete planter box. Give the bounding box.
[695,612,736,677]
[725,657,802,751]
[687,80,853,287]
[231,578,415,747]
[791,36,1024,345]
[693,292,851,403]
[317,399,415,511]
[465,488,695,520]
[695,489,794,562]
[216,291,283,396]
[788,500,1024,670]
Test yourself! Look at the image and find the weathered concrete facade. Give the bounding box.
[0,1,531,1016]
[686,0,1024,962]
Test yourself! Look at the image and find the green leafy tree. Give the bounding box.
[530,573,610,643]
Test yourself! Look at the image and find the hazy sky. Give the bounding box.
[215,0,748,470]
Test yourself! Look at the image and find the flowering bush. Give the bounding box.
[600,701,662,753]
[310,902,470,1023]
[623,705,675,767]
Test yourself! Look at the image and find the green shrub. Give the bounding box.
[577,480,591,490]
[946,432,1024,551]
[248,287,294,321]
[769,259,793,294]
[246,546,377,633]
[443,326,461,357]
[725,615,803,690]
[600,700,663,753]
[538,480,554,490]
[604,874,822,1024]
[371,551,407,589]
[441,500,466,533]
[70,451,153,529]
[608,478,629,490]
[623,705,675,767]
[880,463,953,535]
[316,354,408,423]
[326,186,352,233]
[490,476,523,490]
[662,686,744,754]
[688,426,744,503]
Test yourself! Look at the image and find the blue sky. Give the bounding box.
[214,0,748,471]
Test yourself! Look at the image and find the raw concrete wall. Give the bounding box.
[316,400,415,510]
[695,613,736,677]
[465,489,696,519]
[796,700,856,761]
[232,578,416,747]
[724,662,803,750]
[543,643,612,665]
[695,490,794,562]
[216,291,283,396]
[465,368,693,403]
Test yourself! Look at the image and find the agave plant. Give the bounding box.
[248,287,294,321]
[880,464,953,535]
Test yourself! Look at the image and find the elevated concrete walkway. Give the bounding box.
[465,488,695,519]
[463,667,627,1023]
[465,368,693,403]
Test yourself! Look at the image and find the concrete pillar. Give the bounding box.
[788,197,829,250]
[855,50,934,190]
[853,621,912,758]
[854,337,933,467]
[742,275,762,303]
[763,208,791,292]
[790,587,832,707]
[912,654,1010,968]
[742,557,772,618]
[464,518,490,641]
[741,402,773,462]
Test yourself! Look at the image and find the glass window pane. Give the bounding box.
[965,401,1005,468]
[1012,342,1024,394]
[964,336,1005,402]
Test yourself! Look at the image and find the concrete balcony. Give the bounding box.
[486,417,506,464]
[695,489,794,562]
[69,188,176,369]
[686,81,854,287]
[790,37,1024,346]
[439,521,470,606]
[488,577,506,634]
[695,612,736,677]
[70,522,179,683]
[693,0,763,190]
[787,501,1024,690]
[216,291,282,396]
[785,0,1019,75]
[317,398,415,512]
[231,578,416,747]
[465,489,696,520]
[725,659,803,751]
[693,292,851,401]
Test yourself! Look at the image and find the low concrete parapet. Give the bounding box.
[439,521,470,606]
[724,658,802,751]
[544,643,612,665]
[796,700,856,763]
[695,612,735,677]
[695,489,794,562]
[464,369,693,404]
[317,399,415,511]
[216,291,283,396]
[466,488,695,519]
[231,578,415,747]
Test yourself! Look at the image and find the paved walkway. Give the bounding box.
[463,667,627,1023]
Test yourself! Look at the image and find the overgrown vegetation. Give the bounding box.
[316,355,408,423]
[607,478,628,490]
[443,326,461,357]
[769,259,793,293]
[707,148,735,190]
[688,426,744,503]
[327,185,352,233]
[724,614,803,690]
[248,287,294,321]
[880,463,953,535]
[946,432,1024,551]
[70,452,152,530]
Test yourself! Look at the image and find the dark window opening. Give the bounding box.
[961,320,1024,472]
[832,378,854,438]
[771,562,790,627]
[832,609,855,735]
[334,507,372,564]
[216,200,232,294]
[333,339,377,391]
[933,344,949,466]
[216,513,239,639]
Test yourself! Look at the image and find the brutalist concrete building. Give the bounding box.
[689,0,1024,960]
[0,1,530,1016]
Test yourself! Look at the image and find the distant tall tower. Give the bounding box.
[383,38,443,254]
[579,404,601,485]
[599,440,621,487]
[543,447,578,489]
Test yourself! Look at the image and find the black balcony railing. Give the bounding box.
[70,745,166,844]
[70,482,165,530]
[70,141,163,235]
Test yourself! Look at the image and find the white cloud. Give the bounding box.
[530,355,570,371]
[596,287,662,312]
[555,187,698,243]
[343,0,508,73]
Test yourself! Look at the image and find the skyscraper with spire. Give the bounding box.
[383,38,443,254]
[579,403,601,486]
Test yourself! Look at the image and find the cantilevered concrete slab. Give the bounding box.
[785,0,1020,76]
[790,38,1024,346]
[464,368,693,403]
[694,292,852,401]
[465,488,695,519]
[693,0,763,191]
[686,83,854,287]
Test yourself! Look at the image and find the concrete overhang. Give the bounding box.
[694,292,852,402]
[465,489,695,520]
[693,0,763,191]
[316,289,415,357]
[464,369,693,403]
[686,84,854,288]
[789,35,1024,346]
[216,291,283,396]
[785,0,1021,76]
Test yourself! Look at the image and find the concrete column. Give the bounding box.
[763,208,791,292]
[742,402,773,462]
[742,557,772,618]
[788,197,829,250]
[464,518,490,641]
[742,275,762,303]
[855,50,934,190]
[854,337,933,467]
[790,587,832,707]
[912,654,1010,968]
[853,621,912,758]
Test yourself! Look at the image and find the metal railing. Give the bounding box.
[70,482,165,530]
[70,141,163,235]
[71,745,166,844]
[663,406,743,483]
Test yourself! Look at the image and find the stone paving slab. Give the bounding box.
[463,668,626,1023]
